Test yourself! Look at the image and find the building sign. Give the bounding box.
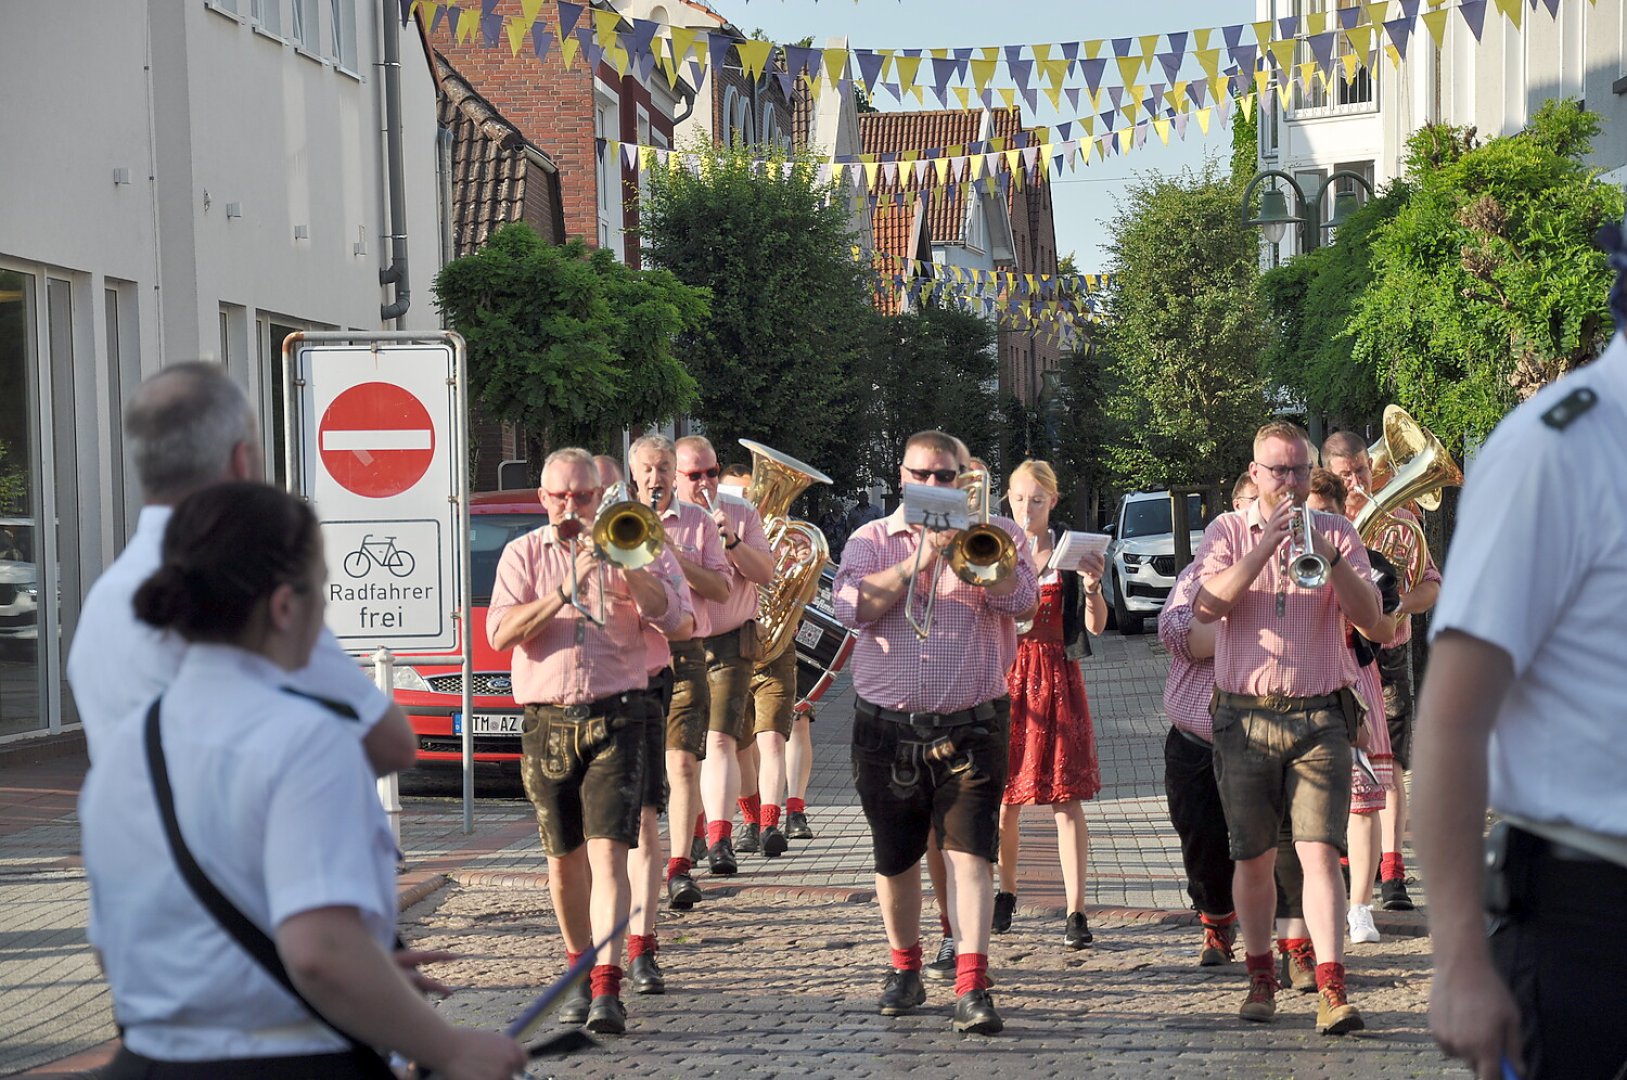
[287,338,467,654]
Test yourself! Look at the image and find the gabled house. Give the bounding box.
[870,200,933,315]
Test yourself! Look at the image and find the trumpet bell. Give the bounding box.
[950,524,1017,586]
[592,501,664,570]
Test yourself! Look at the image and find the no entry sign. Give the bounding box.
[319,382,437,498]
[286,338,468,655]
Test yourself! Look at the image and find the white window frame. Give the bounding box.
[328,0,358,74]
[595,89,624,260]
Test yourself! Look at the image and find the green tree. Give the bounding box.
[432,224,707,449]
[1231,98,1260,185]
[1258,184,1408,429]
[639,140,878,494]
[1350,100,1623,450]
[1097,163,1270,491]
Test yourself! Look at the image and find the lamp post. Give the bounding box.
[1240,168,1376,254]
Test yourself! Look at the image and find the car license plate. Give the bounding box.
[795,621,822,649]
[451,712,523,736]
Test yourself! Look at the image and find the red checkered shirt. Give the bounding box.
[834,509,1038,713]
[696,495,773,638]
[1158,561,1216,742]
[488,525,684,705]
[643,498,714,672]
[1193,502,1375,698]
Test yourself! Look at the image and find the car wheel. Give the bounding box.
[1111,573,1144,636]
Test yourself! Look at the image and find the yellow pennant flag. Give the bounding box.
[954,85,973,109]
[669,26,698,65]
[1033,43,1053,66]
[1196,48,1221,80]
[934,156,951,184]
[894,53,922,94]
[1347,25,1374,58]
[1269,39,1298,74]
[1195,107,1213,135]
[1252,20,1275,48]
[1421,8,1450,45]
[1004,148,1022,177]
[1342,52,1362,81]
[592,9,619,49]
[1082,38,1104,60]
[505,16,527,56]
[1193,27,1213,52]
[521,0,547,23]
[610,37,629,77]
[823,47,848,86]
[560,32,580,69]
[736,39,773,81]
[1115,55,1143,85]
[1305,11,1327,36]
[1385,43,1402,66]
[1210,74,1232,104]
[970,57,997,92]
[998,86,1017,109]
[929,47,949,60]
[456,6,479,43]
[1039,57,1069,91]
[1153,117,1172,144]
[1138,33,1161,60]
[1044,83,1063,111]
[1493,0,1522,29]
[862,161,880,189]
[1170,81,1188,111]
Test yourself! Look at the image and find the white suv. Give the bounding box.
[1102,491,1209,635]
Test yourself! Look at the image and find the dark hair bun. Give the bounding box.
[132,564,196,630]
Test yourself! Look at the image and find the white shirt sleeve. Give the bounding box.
[1430,415,1586,678]
[262,719,395,929]
[293,628,390,732]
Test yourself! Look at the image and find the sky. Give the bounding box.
[710,0,1256,270]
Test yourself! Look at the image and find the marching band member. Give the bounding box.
[833,430,1038,1035]
[599,453,697,996]
[630,435,731,908]
[993,460,1106,948]
[674,436,775,875]
[1322,431,1441,913]
[1191,421,1381,1035]
[488,448,685,1035]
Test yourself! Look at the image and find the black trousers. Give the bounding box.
[106,1047,387,1079]
[1162,727,1235,918]
[1491,832,1627,1080]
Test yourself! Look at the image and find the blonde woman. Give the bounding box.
[995,460,1107,948]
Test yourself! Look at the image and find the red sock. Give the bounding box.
[890,941,923,972]
[694,813,706,839]
[1380,852,1405,881]
[566,950,584,969]
[954,951,990,995]
[1245,952,1276,981]
[761,804,781,829]
[627,934,657,960]
[939,911,953,937]
[738,794,761,826]
[1278,936,1313,963]
[589,964,622,998]
[786,797,806,814]
[706,820,733,846]
[665,857,692,881]
[1315,961,1346,992]
[1339,855,1351,867]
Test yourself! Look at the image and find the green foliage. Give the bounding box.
[1231,99,1260,185]
[432,224,705,449]
[640,140,879,494]
[1258,184,1408,429]
[1350,100,1623,450]
[1050,340,1111,520]
[1096,164,1269,491]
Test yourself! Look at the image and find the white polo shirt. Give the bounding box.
[67,504,389,763]
[1430,333,1627,850]
[80,644,397,1061]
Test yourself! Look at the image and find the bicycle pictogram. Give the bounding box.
[343,534,417,579]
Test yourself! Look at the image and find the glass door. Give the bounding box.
[0,271,44,737]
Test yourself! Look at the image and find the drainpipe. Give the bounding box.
[436,126,454,272]
[379,3,410,324]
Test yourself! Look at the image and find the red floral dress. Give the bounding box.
[1002,576,1101,805]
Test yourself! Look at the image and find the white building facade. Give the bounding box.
[0,1,443,740]
[1255,0,1627,260]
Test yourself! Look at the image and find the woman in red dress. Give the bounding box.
[994,460,1107,949]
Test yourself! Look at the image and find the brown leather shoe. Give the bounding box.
[1239,969,1278,1022]
[1198,914,1235,966]
[1281,942,1318,993]
[1316,983,1365,1035]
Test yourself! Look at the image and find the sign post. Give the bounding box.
[283,332,477,833]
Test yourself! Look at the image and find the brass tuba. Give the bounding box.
[1352,406,1462,593]
[739,439,832,662]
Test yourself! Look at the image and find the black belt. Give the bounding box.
[1515,825,1627,868]
[1175,726,1213,749]
[531,691,640,722]
[1215,690,1342,713]
[857,698,999,730]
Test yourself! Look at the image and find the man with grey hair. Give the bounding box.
[68,362,416,774]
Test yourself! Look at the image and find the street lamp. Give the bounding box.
[1240,168,1376,253]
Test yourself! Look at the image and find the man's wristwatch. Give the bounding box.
[1329,547,1343,569]
[557,584,570,603]
[725,535,741,550]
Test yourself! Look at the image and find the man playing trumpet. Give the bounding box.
[1191,421,1381,1035]
[833,430,1038,1035]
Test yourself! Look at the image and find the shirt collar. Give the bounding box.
[1245,500,1267,532]
[884,506,912,536]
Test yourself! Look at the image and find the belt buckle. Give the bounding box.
[563,704,590,721]
[1262,693,1288,712]
[908,711,935,726]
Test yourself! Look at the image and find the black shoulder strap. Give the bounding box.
[279,686,361,721]
[142,699,393,1077]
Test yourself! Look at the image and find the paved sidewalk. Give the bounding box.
[0,635,1435,1077]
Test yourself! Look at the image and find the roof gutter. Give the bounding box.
[379,4,410,324]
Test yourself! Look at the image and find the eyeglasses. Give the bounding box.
[679,467,721,482]
[1252,462,1312,482]
[905,467,961,484]
[544,490,598,505]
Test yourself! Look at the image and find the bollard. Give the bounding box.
[372,646,404,855]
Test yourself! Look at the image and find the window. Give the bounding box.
[328,0,357,71]
[762,104,777,146]
[1291,0,1374,114]
[595,96,622,259]
[251,0,281,35]
[1260,95,1280,158]
[290,0,319,53]
[722,86,742,145]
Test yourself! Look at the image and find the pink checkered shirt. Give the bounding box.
[696,496,772,638]
[488,525,684,705]
[642,560,693,677]
[1158,561,1216,741]
[1382,506,1442,647]
[1194,502,1374,698]
[661,497,728,639]
[834,508,1038,713]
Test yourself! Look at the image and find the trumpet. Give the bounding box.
[904,469,1018,640]
[1287,503,1331,590]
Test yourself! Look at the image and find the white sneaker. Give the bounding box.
[1347,904,1381,944]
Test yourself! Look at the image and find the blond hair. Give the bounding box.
[1254,420,1313,458]
[1009,459,1060,502]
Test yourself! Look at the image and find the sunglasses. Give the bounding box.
[544,490,598,505]
[905,467,961,484]
[680,467,721,482]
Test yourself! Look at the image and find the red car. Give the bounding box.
[391,489,547,770]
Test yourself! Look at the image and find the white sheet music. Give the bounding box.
[1048,531,1111,572]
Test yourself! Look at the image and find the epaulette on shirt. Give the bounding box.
[279,687,361,721]
[1541,386,1599,431]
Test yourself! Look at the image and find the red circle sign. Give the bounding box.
[318,382,436,499]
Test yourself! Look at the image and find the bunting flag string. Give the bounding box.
[859,248,1118,296]
[407,0,1559,114]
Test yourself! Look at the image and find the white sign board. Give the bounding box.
[289,340,464,654]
